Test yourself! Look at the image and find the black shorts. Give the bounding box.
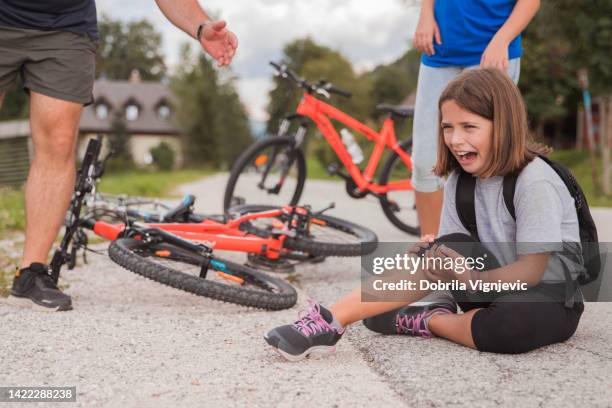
[438,233,584,354]
[459,289,584,354]
[0,26,97,105]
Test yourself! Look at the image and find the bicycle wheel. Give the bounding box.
[223,136,306,211]
[108,238,297,310]
[229,204,378,257]
[378,139,421,236]
[87,193,172,223]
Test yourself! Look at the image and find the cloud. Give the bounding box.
[96,0,420,120]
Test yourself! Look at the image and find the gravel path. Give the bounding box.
[1,173,610,407]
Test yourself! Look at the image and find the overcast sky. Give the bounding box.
[97,0,421,121]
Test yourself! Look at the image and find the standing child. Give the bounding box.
[265,69,584,360]
[411,0,540,237]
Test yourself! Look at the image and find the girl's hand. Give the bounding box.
[426,244,474,285]
[407,235,435,276]
[480,37,509,71]
[412,12,441,56]
[407,234,435,257]
[420,243,449,282]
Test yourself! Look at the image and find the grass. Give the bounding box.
[0,187,26,233]
[306,157,336,181]
[98,168,212,197]
[549,150,612,207]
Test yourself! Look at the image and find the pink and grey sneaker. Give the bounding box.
[363,294,456,337]
[394,307,452,337]
[264,300,345,361]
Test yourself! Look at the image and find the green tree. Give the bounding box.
[362,48,421,141]
[266,38,371,136]
[266,38,374,167]
[364,48,420,111]
[96,15,166,80]
[150,142,175,170]
[171,44,252,169]
[106,113,133,172]
[215,81,254,168]
[519,0,612,142]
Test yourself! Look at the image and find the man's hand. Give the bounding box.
[412,12,441,56]
[199,20,238,67]
[480,37,509,71]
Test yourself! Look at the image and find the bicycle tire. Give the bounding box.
[229,204,378,257]
[378,139,421,236]
[108,238,297,310]
[223,136,306,212]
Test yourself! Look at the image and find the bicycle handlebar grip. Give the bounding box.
[270,61,281,70]
[330,86,352,98]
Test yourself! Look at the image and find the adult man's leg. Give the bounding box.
[20,92,82,267]
[9,91,82,311]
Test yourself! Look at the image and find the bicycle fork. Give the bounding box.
[258,118,307,194]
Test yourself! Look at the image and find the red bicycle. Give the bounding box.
[51,137,377,310]
[224,62,419,235]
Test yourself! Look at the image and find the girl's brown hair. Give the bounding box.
[433,68,548,178]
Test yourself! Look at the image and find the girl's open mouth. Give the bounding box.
[456,151,478,165]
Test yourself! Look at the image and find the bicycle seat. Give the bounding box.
[376,104,414,118]
[163,194,196,222]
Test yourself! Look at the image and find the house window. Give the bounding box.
[125,104,139,121]
[95,103,109,119]
[158,104,171,120]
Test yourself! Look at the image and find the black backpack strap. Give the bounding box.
[502,171,519,220]
[456,170,479,239]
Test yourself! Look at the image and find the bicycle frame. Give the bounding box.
[296,93,414,194]
[87,207,304,260]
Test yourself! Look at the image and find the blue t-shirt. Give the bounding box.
[422,0,522,67]
[0,0,98,40]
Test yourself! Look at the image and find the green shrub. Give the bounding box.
[150,142,175,171]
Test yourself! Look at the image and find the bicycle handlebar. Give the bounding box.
[270,61,352,99]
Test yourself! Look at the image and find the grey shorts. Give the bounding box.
[411,58,521,192]
[0,26,97,105]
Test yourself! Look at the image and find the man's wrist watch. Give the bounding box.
[196,21,210,41]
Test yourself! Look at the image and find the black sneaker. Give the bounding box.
[264,300,345,361]
[9,263,72,311]
[363,292,456,337]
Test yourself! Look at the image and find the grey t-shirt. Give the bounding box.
[439,157,583,282]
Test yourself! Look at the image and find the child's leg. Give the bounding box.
[428,309,481,349]
[332,233,491,329]
[356,233,497,343]
[466,291,583,354]
[330,286,431,327]
[330,261,437,327]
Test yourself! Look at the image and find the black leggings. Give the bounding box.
[370,233,584,354]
